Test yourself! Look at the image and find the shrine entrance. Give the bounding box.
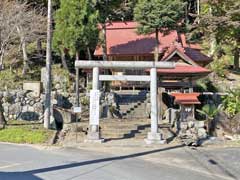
[75,60,175,144]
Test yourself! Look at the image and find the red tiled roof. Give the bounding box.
[105,21,138,29]
[94,22,212,64]
[171,93,201,105]
[95,23,178,56]
[156,64,211,75]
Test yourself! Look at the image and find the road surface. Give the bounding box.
[0,143,239,180]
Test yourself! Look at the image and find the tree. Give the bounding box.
[0,1,46,73]
[44,0,53,129]
[134,0,186,61]
[93,0,122,61]
[53,0,99,69]
[185,0,200,25]
[16,3,46,75]
[0,1,19,70]
[112,0,138,21]
[195,0,240,69]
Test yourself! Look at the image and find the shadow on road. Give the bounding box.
[0,144,184,180]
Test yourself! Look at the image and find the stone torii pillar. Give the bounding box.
[86,67,104,143]
[145,68,165,144]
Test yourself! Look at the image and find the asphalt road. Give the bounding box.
[0,143,239,180]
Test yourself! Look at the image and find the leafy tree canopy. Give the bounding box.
[195,0,240,69]
[53,0,99,58]
[92,0,122,23]
[134,0,186,34]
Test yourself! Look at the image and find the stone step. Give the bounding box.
[101,129,138,134]
[100,121,150,126]
[122,112,149,118]
[101,132,145,139]
[119,105,146,111]
[100,119,149,122]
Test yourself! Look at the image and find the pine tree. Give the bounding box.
[113,0,138,21]
[134,0,186,61]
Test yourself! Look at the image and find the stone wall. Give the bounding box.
[0,90,44,121]
[0,89,81,124]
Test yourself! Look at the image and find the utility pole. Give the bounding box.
[44,0,52,129]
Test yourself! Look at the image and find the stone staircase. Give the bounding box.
[100,119,175,141]
[60,119,176,144]
[115,90,150,119]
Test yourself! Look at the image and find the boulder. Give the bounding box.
[197,128,207,139]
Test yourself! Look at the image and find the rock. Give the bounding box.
[16,91,25,98]
[188,121,195,129]
[198,128,208,139]
[3,91,9,97]
[15,97,20,103]
[34,102,43,113]
[29,106,35,112]
[180,123,188,131]
[29,100,35,106]
[2,103,9,113]
[55,83,61,90]
[22,106,29,112]
[195,121,205,128]
[224,135,234,140]
[8,103,21,115]
[23,82,42,97]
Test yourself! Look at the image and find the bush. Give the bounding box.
[222,88,240,118]
[209,56,230,78]
[0,69,22,90]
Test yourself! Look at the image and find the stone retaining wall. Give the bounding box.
[0,90,44,121]
[0,90,79,123]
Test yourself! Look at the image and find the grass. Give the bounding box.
[0,120,54,144]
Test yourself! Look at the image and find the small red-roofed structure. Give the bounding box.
[171,93,201,121]
[171,93,201,105]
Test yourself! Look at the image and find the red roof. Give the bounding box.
[156,64,211,75]
[94,21,212,64]
[95,22,178,56]
[171,93,201,105]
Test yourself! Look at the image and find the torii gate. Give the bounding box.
[75,61,175,144]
